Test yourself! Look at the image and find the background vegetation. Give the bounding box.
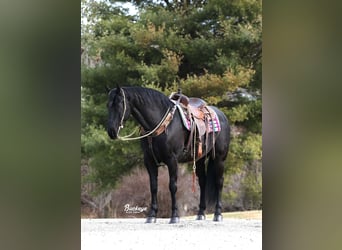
[81,0,261,217]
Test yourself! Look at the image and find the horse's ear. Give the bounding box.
[116,84,121,94]
[105,85,111,93]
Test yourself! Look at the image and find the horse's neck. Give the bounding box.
[130,106,152,130]
[129,93,170,131]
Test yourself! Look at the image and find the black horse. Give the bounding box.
[107,86,230,223]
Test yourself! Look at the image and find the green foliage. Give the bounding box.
[223,131,262,210]
[226,132,262,174]
[138,48,183,85]
[81,0,262,209]
[242,160,262,209]
[180,65,255,106]
[226,99,261,132]
[82,122,143,191]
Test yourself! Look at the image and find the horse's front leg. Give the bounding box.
[145,156,159,223]
[166,157,179,223]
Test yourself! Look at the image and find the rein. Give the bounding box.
[116,88,173,141]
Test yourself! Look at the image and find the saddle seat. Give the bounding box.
[188,98,207,119]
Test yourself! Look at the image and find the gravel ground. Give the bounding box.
[81,217,262,250]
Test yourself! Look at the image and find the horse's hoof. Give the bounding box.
[196,214,206,220]
[169,217,180,224]
[146,217,157,223]
[213,214,223,222]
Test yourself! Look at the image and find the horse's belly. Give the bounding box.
[177,148,200,163]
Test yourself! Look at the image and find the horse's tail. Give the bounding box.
[205,157,217,207]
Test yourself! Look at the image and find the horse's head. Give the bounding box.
[106,86,131,139]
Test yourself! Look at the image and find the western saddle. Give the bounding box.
[170,92,216,159]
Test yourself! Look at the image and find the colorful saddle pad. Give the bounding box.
[171,100,221,133]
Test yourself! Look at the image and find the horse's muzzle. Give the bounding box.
[107,127,117,139]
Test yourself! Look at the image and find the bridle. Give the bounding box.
[118,88,127,131]
[114,88,174,141]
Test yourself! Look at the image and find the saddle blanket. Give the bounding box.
[173,103,221,133]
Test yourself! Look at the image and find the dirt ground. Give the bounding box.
[81,214,262,250]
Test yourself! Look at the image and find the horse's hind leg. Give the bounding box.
[212,156,225,222]
[145,156,159,223]
[195,157,206,220]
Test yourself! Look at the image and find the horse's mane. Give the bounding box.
[124,86,172,109]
